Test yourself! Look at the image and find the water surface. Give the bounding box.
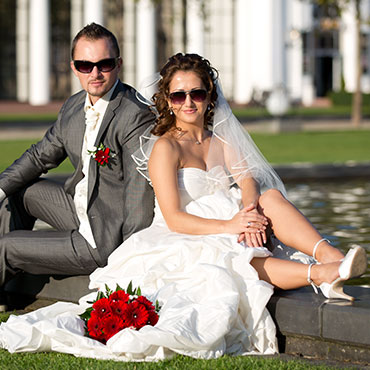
[286,179,370,285]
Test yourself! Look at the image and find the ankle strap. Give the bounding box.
[312,238,330,261]
[307,263,319,294]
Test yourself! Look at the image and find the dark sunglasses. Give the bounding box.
[169,89,208,105]
[73,57,119,73]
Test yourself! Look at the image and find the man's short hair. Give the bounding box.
[71,22,120,59]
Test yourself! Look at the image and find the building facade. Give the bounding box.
[0,0,369,106]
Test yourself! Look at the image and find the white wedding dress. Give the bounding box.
[0,167,304,361]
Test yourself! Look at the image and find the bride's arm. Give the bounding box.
[148,138,266,235]
[238,177,268,247]
[223,145,268,247]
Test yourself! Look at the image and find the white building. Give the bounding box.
[5,0,370,105]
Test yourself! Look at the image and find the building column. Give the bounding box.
[272,0,287,89]
[186,0,204,55]
[71,0,84,94]
[136,0,156,90]
[16,0,29,102]
[123,0,136,87]
[234,0,253,104]
[84,0,104,26]
[29,0,50,105]
[172,0,185,52]
[341,3,356,92]
[286,0,311,102]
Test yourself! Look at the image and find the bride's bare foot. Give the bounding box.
[315,242,344,264]
[310,261,341,286]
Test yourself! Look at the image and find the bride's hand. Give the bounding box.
[236,204,268,247]
[226,204,267,236]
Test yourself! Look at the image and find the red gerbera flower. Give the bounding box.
[102,314,125,341]
[147,310,159,326]
[92,297,111,317]
[87,314,105,342]
[122,301,149,329]
[135,295,155,311]
[110,300,128,319]
[94,147,110,166]
[109,290,130,303]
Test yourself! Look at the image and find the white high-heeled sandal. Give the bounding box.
[312,238,330,262]
[307,245,367,301]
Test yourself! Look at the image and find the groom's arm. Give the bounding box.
[0,103,69,198]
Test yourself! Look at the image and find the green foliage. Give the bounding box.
[329,91,370,106]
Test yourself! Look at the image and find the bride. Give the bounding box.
[0,53,367,361]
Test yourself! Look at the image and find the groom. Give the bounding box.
[0,23,154,308]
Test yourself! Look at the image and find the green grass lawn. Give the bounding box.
[0,348,335,369]
[1,104,370,123]
[1,130,369,173]
[232,104,370,120]
[252,130,370,165]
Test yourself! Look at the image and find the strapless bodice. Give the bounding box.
[177,167,232,206]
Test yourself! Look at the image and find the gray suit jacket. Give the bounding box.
[0,81,155,264]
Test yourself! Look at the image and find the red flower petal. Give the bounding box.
[123,301,149,330]
[135,296,155,311]
[102,314,125,341]
[87,315,105,341]
[110,300,128,317]
[94,147,110,166]
[147,310,159,326]
[92,297,112,317]
[109,290,130,303]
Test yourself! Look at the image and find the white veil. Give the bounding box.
[132,76,286,197]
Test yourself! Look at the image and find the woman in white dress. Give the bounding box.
[0,53,367,361]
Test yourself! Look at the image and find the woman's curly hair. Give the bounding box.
[151,53,219,136]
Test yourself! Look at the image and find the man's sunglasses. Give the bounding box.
[169,89,208,105]
[73,57,119,74]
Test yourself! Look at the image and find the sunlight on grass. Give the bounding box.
[1,130,369,173]
[0,139,73,173]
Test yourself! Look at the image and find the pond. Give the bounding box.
[286,178,370,286]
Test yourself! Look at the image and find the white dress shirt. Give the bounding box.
[74,80,118,249]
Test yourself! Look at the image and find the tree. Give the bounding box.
[313,0,362,127]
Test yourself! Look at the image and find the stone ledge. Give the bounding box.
[267,286,370,364]
[4,273,93,308]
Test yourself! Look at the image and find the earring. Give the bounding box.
[169,108,174,115]
[207,105,211,111]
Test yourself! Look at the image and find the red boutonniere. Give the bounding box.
[88,143,116,167]
[79,282,161,344]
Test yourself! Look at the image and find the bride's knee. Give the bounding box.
[259,188,285,207]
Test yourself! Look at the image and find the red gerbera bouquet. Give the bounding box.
[79,282,160,344]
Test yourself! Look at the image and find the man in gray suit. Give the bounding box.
[0,23,154,309]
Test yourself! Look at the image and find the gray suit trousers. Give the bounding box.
[0,179,100,287]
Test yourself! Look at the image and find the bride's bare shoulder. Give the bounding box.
[152,133,181,153]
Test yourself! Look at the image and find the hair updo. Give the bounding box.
[151,53,219,136]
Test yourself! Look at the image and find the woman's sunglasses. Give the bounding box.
[169,89,208,105]
[73,57,119,74]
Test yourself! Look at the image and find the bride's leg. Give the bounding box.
[251,256,340,290]
[258,189,344,263]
